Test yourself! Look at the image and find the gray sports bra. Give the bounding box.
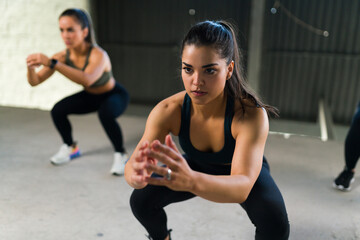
[65,46,112,88]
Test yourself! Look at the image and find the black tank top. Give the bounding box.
[178,94,236,167]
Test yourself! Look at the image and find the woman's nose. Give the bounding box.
[62,31,69,38]
[192,73,203,86]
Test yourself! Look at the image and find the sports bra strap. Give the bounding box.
[65,46,93,71]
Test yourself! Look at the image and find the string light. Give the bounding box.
[271,0,329,37]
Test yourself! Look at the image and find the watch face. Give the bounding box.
[50,59,58,69]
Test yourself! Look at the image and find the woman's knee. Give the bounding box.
[352,110,360,127]
[51,102,67,119]
[252,203,290,240]
[98,107,115,122]
[98,99,125,120]
[130,189,153,217]
[243,185,289,240]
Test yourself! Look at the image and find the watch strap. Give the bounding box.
[50,58,58,69]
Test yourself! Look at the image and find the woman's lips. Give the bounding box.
[191,90,207,97]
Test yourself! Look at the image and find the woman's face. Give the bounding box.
[59,16,88,48]
[181,44,234,105]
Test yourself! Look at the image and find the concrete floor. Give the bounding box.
[0,105,359,240]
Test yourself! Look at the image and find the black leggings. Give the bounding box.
[51,82,129,153]
[345,101,360,170]
[130,157,290,240]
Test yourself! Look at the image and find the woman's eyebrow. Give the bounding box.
[202,63,218,68]
[182,62,219,68]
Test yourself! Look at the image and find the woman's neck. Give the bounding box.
[70,42,91,56]
[191,93,227,119]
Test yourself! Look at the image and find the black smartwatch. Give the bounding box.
[49,58,58,69]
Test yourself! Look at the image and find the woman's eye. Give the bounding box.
[183,67,192,73]
[205,68,215,74]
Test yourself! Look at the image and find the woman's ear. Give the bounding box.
[226,60,234,80]
[82,27,89,40]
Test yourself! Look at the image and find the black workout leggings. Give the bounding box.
[51,82,129,153]
[345,101,360,170]
[130,157,290,240]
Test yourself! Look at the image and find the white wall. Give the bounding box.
[0,0,90,110]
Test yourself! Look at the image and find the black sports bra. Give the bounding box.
[178,93,236,165]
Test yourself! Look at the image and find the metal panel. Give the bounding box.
[261,0,360,124]
[104,43,181,103]
[94,0,251,104]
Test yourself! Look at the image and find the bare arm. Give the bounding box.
[26,47,107,87]
[26,52,63,86]
[144,107,268,203]
[124,94,183,189]
[191,108,267,202]
[52,47,107,87]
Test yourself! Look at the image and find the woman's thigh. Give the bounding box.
[240,161,289,239]
[53,91,100,115]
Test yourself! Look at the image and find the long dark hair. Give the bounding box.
[181,20,278,117]
[59,8,96,46]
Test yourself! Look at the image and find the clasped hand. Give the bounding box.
[131,134,196,192]
[26,53,50,69]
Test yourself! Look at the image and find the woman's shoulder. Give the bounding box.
[152,91,186,117]
[148,91,186,134]
[232,98,268,137]
[233,98,266,117]
[88,45,111,67]
[52,49,67,62]
[90,45,107,57]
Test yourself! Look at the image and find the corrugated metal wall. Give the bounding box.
[261,0,360,124]
[94,0,360,124]
[94,0,250,104]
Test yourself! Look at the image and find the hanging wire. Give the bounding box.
[271,0,329,37]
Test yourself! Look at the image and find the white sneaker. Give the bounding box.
[50,144,81,165]
[110,152,128,176]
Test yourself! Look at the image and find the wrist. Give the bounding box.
[49,58,58,69]
[190,171,201,193]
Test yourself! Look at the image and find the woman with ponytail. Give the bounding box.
[125,20,289,240]
[26,9,129,175]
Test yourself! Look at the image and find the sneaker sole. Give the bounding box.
[111,172,124,176]
[50,153,80,166]
[333,178,355,191]
[110,169,124,176]
[70,151,81,159]
[50,159,70,165]
[50,149,81,166]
